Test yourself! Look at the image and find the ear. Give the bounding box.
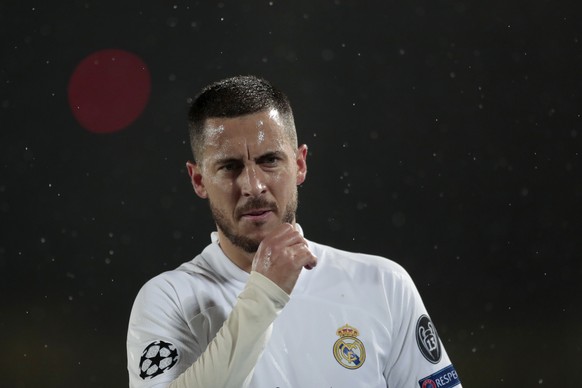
[296,144,308,185]
[186,161,208,198]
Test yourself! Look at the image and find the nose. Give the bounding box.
[239,164,267,197]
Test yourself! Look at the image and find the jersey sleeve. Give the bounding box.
[384,268,462,388]
[127,271,200,388]
[127,271,289,388]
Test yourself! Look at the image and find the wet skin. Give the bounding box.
[186,109,317,287]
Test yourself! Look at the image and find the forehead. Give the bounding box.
[200,109,293,160]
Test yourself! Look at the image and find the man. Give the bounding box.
[127,75,462,388]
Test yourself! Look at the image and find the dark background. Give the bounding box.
[1,0,581,386]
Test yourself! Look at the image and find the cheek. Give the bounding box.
[218,181,236,197]
[268,169,288,188]
[202,166,229,190]
[270,170,297,196]
[205,176,236,200]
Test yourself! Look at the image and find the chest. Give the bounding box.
[252,284,392,387]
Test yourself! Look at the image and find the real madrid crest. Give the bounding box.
[333,324,366,369]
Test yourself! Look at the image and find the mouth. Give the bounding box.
[239,208,276,221]
[242,208,272,216]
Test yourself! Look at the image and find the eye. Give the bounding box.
[219,161,242,172]
[258,153,282,167]
[263,156,279,165]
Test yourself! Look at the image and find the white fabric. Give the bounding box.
[127,226,461,387]
[168,271,288,388]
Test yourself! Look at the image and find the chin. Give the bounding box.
[243,220,279,237]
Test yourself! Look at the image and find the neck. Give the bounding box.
[216,230,254,273]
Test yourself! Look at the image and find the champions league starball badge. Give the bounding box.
[333,324,366,369]
[415,315,442,364]
[139,340,179,380]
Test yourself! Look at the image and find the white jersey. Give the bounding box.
[127,229,461,388]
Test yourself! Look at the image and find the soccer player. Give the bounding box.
[127,75,462,388]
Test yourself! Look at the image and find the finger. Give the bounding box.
[304,255,317,270]
[305,251,318,269]
[270,224,305,248]
[293,244,317,270]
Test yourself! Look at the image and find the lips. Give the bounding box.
[241,208,273,217]
[236,198,278,220]
[237,203,277,223]
[248,209,271,216]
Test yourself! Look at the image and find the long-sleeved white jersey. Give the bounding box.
[127,228,461,388]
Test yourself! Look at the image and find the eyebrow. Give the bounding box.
[212,156,242,167]
[212,150,287,166]
[255,151,287,162]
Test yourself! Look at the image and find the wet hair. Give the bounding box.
[188,75,297,163]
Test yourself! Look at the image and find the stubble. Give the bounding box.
[209,193,298,253]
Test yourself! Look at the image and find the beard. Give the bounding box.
[209,193,298,253]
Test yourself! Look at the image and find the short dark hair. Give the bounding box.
[188,75,297,163]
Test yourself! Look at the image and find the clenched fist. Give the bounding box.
[251,223,317,294]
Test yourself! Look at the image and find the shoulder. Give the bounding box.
[140,245,224,289]
[132,268,193,316]
[139,267,192,295]
[134,255,215,307]
[308,240,414,286]
[310,240,408,273]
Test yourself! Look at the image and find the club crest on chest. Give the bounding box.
[333,324,366,370]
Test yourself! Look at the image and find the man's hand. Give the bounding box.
[251,223,317,294]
